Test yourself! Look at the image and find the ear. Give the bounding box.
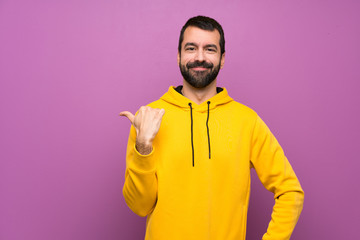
[220,52,225,69]
[177,52,180,66]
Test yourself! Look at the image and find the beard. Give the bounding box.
[179,59,221,89]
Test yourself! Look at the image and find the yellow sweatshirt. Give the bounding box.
[123,86,304,240]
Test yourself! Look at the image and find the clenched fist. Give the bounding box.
[119,106,165,155]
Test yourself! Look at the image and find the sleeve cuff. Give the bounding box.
[128,144,156,172]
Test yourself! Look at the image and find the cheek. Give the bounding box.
[208,54,221,63]
[180,56,192,65]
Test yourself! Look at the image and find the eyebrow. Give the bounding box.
[184,42,218,50]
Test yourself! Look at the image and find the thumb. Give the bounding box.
[119,111,135,125]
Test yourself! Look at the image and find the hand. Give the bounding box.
[119,106,165,155]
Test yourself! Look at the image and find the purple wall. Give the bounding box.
[1,0,359,239]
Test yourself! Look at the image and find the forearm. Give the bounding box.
[262,191,304,240]
[123,165,158,217]
[123,129,158,217]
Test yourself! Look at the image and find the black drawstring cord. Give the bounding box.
[206,101,211,159]
[188,103,195,167]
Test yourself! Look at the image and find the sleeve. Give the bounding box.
[122,125,158,217]
[250,115,304,240]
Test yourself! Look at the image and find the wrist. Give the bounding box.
[135,139,153,155]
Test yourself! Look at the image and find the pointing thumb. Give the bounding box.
[119,111,135,125]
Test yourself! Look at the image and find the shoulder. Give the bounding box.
[225,99,259,120]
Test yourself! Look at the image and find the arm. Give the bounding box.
[122,125,158,217]
[250,115,304,240]
[120,107,165,217]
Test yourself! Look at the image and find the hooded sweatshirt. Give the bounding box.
[123,86,304,240]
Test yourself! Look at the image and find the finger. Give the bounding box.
[159,108,165,117]
[119,111,135,125]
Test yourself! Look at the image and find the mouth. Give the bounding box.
[190,67,209,71]
[186,61,213,71]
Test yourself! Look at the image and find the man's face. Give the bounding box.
[178,26,225,88]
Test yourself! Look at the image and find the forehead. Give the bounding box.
[182,26,220,48]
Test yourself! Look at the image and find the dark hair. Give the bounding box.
[178,16,225,55]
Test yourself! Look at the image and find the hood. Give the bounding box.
[160,86,233,112]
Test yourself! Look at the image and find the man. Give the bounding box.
[120,16,304,240]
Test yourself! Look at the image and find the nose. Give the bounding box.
[194,50,205,62]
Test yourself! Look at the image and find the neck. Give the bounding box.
[182,80,217,105]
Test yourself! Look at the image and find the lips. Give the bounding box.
[191,67,209,71]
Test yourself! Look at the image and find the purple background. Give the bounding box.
[1,0,359,239]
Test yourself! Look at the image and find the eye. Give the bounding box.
[185,47,195,51]
[206,48,216,52]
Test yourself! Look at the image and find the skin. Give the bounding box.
[178,26,225,105]
[119,107,165,155]
[120,26,225,154]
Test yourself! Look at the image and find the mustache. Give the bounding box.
[186,61,213,69]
